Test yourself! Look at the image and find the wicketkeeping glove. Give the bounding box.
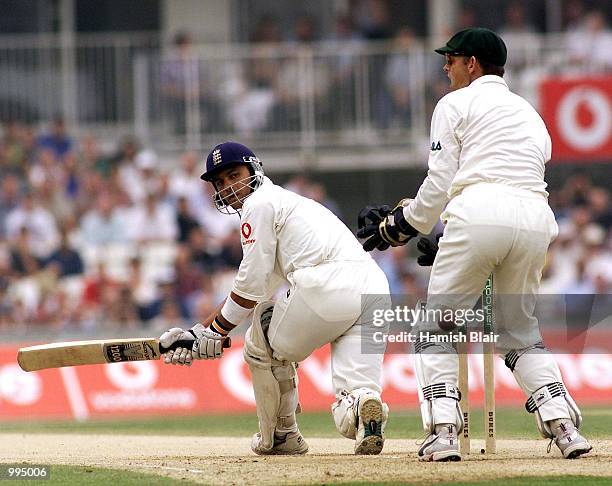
[356,199,418,252]
[356,204,392,251]
[416,233,442,266]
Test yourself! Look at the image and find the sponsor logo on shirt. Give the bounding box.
[430,141,442,151]
[241,222,256,245]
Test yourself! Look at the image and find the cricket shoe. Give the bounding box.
[418,424,461,462]
[354,395,387,455]
[251,429,309,455]
[549,420,592,459]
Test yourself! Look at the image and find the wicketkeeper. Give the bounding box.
[160,141,391,456]
[357,28,592,461]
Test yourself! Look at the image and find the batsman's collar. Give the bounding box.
[435,27,507,67]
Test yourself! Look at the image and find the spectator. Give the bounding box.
[499,2,538,73]
[218,228,243,269]
[106,285,140,328]
[381,27,419,129]
[5,192,59,259]
[0,174,22,238]
[8,227,41,278]
[186,227,220,272]
[354,0,392,40]
[119,149,161,204]
[454,6,478,32]
[80,193,128,246]
[45,228,84,278]
[326,15,364,129]
[173,245,204,318]
[566,10,612,73]
[589,187,612,230]
[127,257,160,322]
[28,148,63,190]
[81,263,119,328]
[79,134,112,177]
[290,14,319,44]
[126,192,178,243]
[37,116,73,158]
[176,196,200,243]
[150,297,183,330]
[62,151,82,200]
[563,0,586,33]
[227,65,276,135]
[251,15,282,44]
[499,2,537,35]
[35,179,73,224]
[160,31,222,134]
[2,120,27,174]
[169,151,205,202]
[558,170,592,208]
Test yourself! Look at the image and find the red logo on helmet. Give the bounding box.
[241,223,252,239]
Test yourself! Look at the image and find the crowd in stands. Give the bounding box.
[0,121,348,333]
[0,119,610,333]
[0,120,237,332]
[158,1,612,136]
[0,0,610,333]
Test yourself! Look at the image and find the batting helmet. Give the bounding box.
[200,141,264,182]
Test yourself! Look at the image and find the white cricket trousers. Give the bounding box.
[267,259,391,397]
[418,182,567,427]
[428,182,558,352]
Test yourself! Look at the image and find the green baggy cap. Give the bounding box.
[435,27,507,66]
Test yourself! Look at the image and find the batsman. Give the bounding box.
[159,141,391,455]
[357,28,592,461]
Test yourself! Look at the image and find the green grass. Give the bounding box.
[2,465,198,485]
[5,468,610,486]
[1,406,610,440]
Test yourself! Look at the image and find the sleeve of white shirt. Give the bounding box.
[404,99,461,234]
[231,199,278,301]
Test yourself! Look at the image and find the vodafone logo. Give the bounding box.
[241,222,256,245]
[557,86,611,151]
[0,363,42,406]
[241,222,252,239]
[106,361,158,390]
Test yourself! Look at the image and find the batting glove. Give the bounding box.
[190,323,231,360]
[159,324,231,365]
[159,327,196,366]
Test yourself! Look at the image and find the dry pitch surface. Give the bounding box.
[1,434,611,485]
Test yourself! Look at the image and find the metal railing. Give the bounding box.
[0,32,607,165]
[0,32,159,125]
[133,42,434,155]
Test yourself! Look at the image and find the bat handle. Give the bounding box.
[159,337,232,353]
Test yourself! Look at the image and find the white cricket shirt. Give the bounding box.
[405,75,552,234]
[231,177,370,301]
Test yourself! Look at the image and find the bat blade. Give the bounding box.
[17,338,163,372]
[17,337,230,372]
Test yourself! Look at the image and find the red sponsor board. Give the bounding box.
[1,337,611,421]
[540,76,612,161]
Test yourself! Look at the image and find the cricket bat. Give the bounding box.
[17,337,230,372]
